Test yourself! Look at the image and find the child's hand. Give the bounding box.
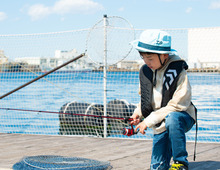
[135,122,147,135]
[130,114,140,125]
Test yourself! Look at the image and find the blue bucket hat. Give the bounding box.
[131,29,176,54]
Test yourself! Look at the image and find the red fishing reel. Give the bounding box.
[122,117,139,136]
[122,124,138,136]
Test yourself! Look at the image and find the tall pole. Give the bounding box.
[103,14,107,138]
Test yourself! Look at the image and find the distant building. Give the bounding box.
[14,49,97,72]
[14,57,41,65]
[116,60,144,71]
[188,27,220,69]
[0,50,8,64]
[40,49,96,72]
[54,49,77,59]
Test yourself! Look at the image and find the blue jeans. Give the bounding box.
[150,111,195,170]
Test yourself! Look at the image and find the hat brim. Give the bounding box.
[130,40,175,54]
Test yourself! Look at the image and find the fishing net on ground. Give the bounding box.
[12,155,112,170]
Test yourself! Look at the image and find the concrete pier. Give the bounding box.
[0,133,220,170]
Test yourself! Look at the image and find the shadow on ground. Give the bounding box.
[189,161,220,170]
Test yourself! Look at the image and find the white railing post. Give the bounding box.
[103,14,108,138]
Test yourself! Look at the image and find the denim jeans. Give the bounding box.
[150,111,195,170]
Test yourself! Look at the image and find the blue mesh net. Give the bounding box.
[13,155,112,170]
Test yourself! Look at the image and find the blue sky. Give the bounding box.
[0,0,220,34]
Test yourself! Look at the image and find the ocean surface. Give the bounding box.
[0,71,219,143]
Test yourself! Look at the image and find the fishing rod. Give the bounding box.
[0,107,138,136]
[0,107,133,121]
[0,53,85,100]
[0,52,138,136]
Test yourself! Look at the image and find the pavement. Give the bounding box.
[0,133,220,170]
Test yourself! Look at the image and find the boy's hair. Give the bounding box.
[139,51,158,56]
[139,51,170,57]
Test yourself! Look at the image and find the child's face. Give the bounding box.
[141,53,168,70]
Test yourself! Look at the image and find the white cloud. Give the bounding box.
[53,0,104,14]
[28,4,51,21]
[0,12,7,21]
[209,0,220,9]
[27,0,104,20]
[118,7,125,12]
[185,7,192,13]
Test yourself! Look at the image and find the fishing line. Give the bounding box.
[0,107,133,122]
[11,62,89,104]
[0,53,85,100]
[1,106,136,136]
[2,62,128,126]
[0,15,136,130]
[0,16,135,101]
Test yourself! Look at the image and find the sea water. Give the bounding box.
[0,71,219,142]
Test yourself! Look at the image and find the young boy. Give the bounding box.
[130,30,197,170]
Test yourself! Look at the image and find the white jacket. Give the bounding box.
[134,55,196,134]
